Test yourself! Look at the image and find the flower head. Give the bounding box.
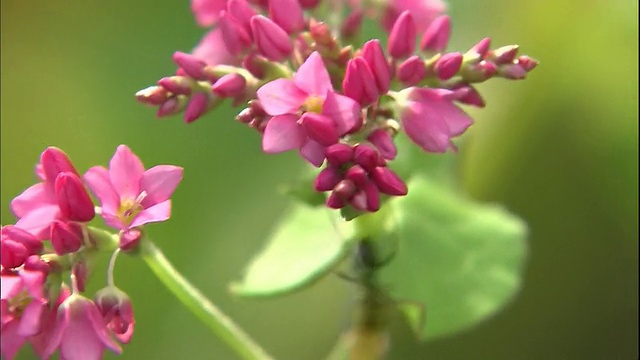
[84,145,183,231]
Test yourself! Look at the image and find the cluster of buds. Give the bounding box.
[135,0,537,217]
[1,146,183,359]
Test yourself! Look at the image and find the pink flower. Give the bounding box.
[42,294,121,360]
[84,145,183,231]
[10,147,93,240]
[397,88,473,153]
[257,52,361,166]
[191,0,228,27]
[192,28,240,66]
[382,0,447,34]
[94,286,135,344]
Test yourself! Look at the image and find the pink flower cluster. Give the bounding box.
[1,146,182,359]
[135,0,537,215]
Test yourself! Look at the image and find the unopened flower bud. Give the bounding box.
[1,240,27,268]
[326,192,346,209]
[362,181,381,212]
[451,84,485,107]
[435,52,463,80]
[333,179,357,200]
[371,167,408,196]
[469,37,491,59]
[120,228,143,252]
[24,254,50,273]
[517,55,538,72]
[397,55,427,86]
[341,10,364,39]
[184,92,210,123]
[488,45,519,65]
[157,95,188,118]
[40,147,79,184]
[498,63,527,80]
[343,58,379,106]
[135,86,170,106]
[314,166,343,192]
[362,40,391,94]
[420,15,451,53]
[300,113,339,146]
[1,225,43,255]
[50,220,83,255]
[228,0,257,33]
[354,144,379,172]
[157,76,195,96]
[388,11,416,59]
[344,165,368,187]
[220,11,252,56]
[367,129,397,160]
[250,15,293,62]
[325,143,353,166]
[269,0,304,34]
[172,52,207,80]
[309,19,334,48]
[212,73,247,98]
[55,172,95,222]
[95,286,135,344]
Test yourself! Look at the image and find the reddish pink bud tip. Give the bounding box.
[41,147,80,184]
[388,11,416,59]
[367,129,397,160]
[120,229,143,251]
[314,166,343,192]
[435,52,463,80]
[1,240,28,268]
[250,15,293,62]
[50,220,83,255]
[489,45,519,65]
[343,57,379,106]
[333,179,357,200]
[397,55,427,86]
[326,192,346,209]
[354,144,379,172]
[157,77,193,96]
[172,52,207,80]
[269,0,304,34]
[344,165,368,187]
[420,15,451,53]
[325,143,354,166]
[363,181,381,212]
[55,172,95,222]
[184,92,209,123]
[371,167,408,196]
[212,74,247,97]
[135,86,170,106]
[517,55,538,72]
[362,39,391,94]
[300,113,339,146]
[470,37,491,58]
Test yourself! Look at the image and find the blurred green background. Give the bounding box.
[1,0,637,359]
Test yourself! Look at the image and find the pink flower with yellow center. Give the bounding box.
[83,145,183,231]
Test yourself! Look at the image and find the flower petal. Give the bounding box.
[109,145,145,201]
[322,92,361,135]
[411,88,473,136]
[15,205,60,240]
[139,165,183,208]
[192,28,238,66]
[262,114,306,153]
[401,99,451,153]
[83,166,119,215]
[293,51,332,96]
[10,183,56,219]
[299,139,326,167]
[130,200,172,228]
[191,0,227,27]
[18,301,45,337]
[256,79,307,116]
[0,275,22,300]
[0,319,27,360]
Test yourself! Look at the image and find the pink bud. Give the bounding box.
[498,63,527,80]
[343,58,379,106]
[361,40,391,94]
[242,50,266,78]
[135,86,170,106]
[95,286,135,344]
[470,37,491,58]
[517,55,538,72]
[300,113,339,146]
[435,52,463,80]
[451,84,486,107]
[489,45,519,65]
[354,144,379,172]
[367,129,397,160]
[326,192,346,209]
[24,254,50,273]
[388,11,416,59]
[157,96,187,118]
[219,11,252,56]
[227,0,257,34]
[41,147,80,185]
[55,172,95,222]
[157,76,194,96]
[1,225,43,255]
[397,55,427,86]
[250,15,293,62]
[333,179,357,200]
[350,190,368,211]
[1,240,27,268]
[120,228,143,251]
[309,19,334,47]
[341,9,364,39]
[462,60,497,82]
[50,220,83,255]
[72,261,88,292]
[371,167,408,196]
[269,0,304,34]
[344,165,368,187]
[314,166,343,192]
[325,143,354,166]
[420,15,451,53]
[362,181,381,212]
[172,52,207,80]
[212,74,247,97]
[184,92,209,123]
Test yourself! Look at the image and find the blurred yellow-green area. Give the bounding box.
[1,0,637,359]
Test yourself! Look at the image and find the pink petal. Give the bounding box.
[411,88,473,135]
[1,275,22,300]
[401,99,452,153]
[109,145,145,201]
[139,165,183,208]
[18,301,45,337]
[19,269,45,299]
[293,52,332,97]
[0,319,27,360]
[299,139,326,167]
[130,200,172,228]
[262,114,306,153]
[191,0,227,27]
[10,183,56,219]
[322,92,361,135]
[256,79,307,116]
[83,166,119,215]
[15,205,60,240]
[42,301,70,360]
[86,298,122,354]
[192,28,238,66]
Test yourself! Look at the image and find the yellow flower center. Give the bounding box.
[7,289,32,317]
[303,95,324,114]
[118,191,147,227]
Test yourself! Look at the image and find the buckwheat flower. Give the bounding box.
[395,88,473,153]
[84,145,183,231]
[257,52,361,166]
[191,0,227,27]
[42,294,121,360]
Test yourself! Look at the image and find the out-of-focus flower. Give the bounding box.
[94,286,135,344]
[84,145,183,231]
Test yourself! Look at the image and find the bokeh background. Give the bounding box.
[1,0,637,359]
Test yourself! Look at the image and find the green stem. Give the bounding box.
[88,228,274,360]
[138,239,275,360]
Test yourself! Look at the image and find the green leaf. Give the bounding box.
[381,175,528,340]
[230,204,355,297]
